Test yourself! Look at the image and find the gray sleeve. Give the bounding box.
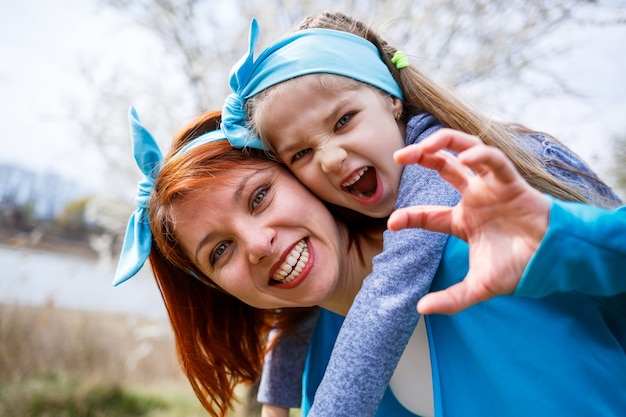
[522,133,622,206]
[308,162,460,417]
[257,308,320,408]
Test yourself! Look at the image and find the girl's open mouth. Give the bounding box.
[341,166,378,198]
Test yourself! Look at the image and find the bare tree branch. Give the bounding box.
[73,0,624,197]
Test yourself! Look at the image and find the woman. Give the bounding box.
[113,107,386,416]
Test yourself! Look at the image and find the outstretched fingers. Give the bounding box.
[416,275,494,316]
[395,128,526,194]
[388,205,454,235]
[458,144,520,186]
[395,129,481,165]
[395,147,474,195]
[394,129,488,191]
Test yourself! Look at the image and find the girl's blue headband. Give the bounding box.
[113,107,262,286]
[221,18,404,149]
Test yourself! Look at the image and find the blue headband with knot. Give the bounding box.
[113,107,247,286]
[221,18,404,149]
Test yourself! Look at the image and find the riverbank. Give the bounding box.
[0,225,98,259]
[0,237,166,318]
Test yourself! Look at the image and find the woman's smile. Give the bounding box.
[269,238,315,288]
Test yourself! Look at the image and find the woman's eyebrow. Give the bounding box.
[194,170,263,264]
[233,170,259,204]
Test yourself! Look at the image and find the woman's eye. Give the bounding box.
[292,148,311,163]
[210,241,230,265]
[336,113,352,129]
[252,188,267,209]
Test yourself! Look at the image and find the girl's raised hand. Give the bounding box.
[388,129,550,315]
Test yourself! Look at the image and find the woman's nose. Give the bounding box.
[319,145,347,173]
[246,226,276,264]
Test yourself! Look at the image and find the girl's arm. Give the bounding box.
[308,115,457,417]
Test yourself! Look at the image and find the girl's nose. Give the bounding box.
[246,225,277,264]
[319,145,347,173]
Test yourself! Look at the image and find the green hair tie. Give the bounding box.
[391,50,409,69]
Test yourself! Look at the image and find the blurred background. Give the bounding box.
[1,0,625,415]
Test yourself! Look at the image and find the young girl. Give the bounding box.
[220,11,623,417]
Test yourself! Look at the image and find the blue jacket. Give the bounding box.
[426,228,626,416]
[303,199,626,416]
[519,197,626,297]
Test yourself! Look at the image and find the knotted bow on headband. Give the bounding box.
[221,18,404,148]
[113,107,263,286]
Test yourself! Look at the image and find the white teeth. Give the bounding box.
[272,239,309,284]
[342,167,368,188]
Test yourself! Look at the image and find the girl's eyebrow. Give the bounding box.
[194,171,263,264]
[273,98,349,156]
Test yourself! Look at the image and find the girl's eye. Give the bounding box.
[210,241,230,265]
[292,148,311,163]
[336,113,352,129]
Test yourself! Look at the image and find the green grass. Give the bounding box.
[0,304,266,416]
[0,372,206,417]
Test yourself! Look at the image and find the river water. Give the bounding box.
[0,244,166,318]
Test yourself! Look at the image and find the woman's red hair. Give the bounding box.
[147,111,310,416]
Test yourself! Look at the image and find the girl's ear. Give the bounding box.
[391,96,403,118]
